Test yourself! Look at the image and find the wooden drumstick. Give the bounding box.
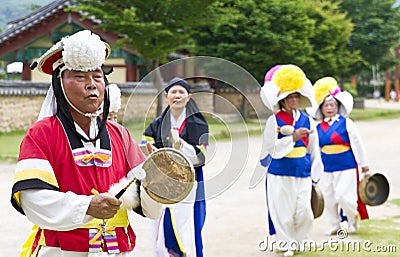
[114,167,146,199]
[114,178,137,199]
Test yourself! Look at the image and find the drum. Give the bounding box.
[141,147,195,204]
[113,147,195,205]
[311,183,324,219]
[359,173,389,206]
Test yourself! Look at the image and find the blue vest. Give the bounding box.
[317,116,357,172]
[268,111,311,178]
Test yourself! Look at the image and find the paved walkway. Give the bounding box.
[1,114,400,256]
[364,98,400,109]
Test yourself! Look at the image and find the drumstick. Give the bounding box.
[114,178,137,199]
[114,165,147,199]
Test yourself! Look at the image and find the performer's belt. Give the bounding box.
[286,146,307,158]
[21,209,130,256]
[321,144,350,154]
[82,209,129,254]
[81,208,129,228]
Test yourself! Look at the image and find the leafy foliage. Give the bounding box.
[304,0,359,80]
[339,0,400,72]
[74,0,217,65]
[192,0,358,84]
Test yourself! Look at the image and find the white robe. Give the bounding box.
[262,110,324,248]
[151,110,203,257]
[318,116,370,230]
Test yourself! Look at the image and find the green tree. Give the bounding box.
[73,0,217,115]
[193,0,314,83]
[339,0,400,72]
[192,0,357,84]
[304,0,359,81]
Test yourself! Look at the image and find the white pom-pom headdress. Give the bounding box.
[260,64,316,111]
[310,76,354,120]
[31,30,111,75]
[34,30,111,120]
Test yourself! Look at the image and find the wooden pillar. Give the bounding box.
[385,70,391,100]
[126,60,137,82]
[394,46,400,102]
[351,75,357,88]
[21,60,31,81]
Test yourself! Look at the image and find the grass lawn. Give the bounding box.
[294,199,400,256]
[349,108,400,121]
[122,115,264,143]
[1,108,400,163]
[0,130,25,163]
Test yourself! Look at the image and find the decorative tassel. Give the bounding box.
[89,228,102,253]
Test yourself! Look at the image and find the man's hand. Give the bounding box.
[86,193,122,219]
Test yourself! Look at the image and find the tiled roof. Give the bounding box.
[0,0,74,44]
[0,81,211,96]
[0,81,49,96]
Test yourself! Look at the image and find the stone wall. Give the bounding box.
[0,81,267,132]
[215,88,271,118]
[0,81,216,132]
[0,95,45,132]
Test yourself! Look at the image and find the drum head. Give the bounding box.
[359,173,389,206]
[311,184,324,219]
[141,148,195,204]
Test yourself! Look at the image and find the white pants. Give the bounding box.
[267,174,313,247]
[151,183,197,257]
[37,247,133,257]
[319,168,358,229]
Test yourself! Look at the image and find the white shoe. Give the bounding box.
[325,227,340,236]
[284,250,294,256]
[348,220,357,233]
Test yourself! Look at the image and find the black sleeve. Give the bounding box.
[132,179,145,217]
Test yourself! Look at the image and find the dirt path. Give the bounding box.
[1,117,399,256]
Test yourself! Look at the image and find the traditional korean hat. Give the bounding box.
[311,76,353,120]
[165,77,191,93]
[260,64,315,111]
[31,30,111,75]
[35,30,111,120]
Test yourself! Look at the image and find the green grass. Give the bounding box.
[0,130,25,163]
[205,116,263,141]
[2,108,400,163]
[122,115,264,143]
[349,108,400,121]
[293,199,400,256]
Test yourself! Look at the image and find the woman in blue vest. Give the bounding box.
[310,77,370,235]
[142,77,208,257]
[260,64,323,257]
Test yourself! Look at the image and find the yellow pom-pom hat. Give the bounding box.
[310,76,354,120]
[260,64,315,111]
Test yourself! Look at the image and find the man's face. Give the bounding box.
[62,68,105,114]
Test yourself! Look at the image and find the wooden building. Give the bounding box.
[0,0,146,83]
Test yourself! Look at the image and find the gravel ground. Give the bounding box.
[1,115,399,256]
